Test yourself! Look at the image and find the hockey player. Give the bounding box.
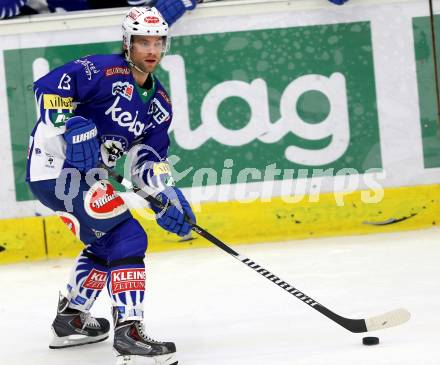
[26,6,195,365]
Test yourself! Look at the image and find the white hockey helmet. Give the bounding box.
[122,7,169,53]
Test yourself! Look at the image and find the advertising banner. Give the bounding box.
[0,0,439,218]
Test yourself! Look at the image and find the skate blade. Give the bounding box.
[49,327,108,349]
[115,352,177,365]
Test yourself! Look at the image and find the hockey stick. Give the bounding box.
[103,166,410,333]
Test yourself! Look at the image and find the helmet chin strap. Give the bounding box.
[125,51,148,76]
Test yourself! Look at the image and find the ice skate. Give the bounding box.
[49,294,110,349]
[113,309,177,365]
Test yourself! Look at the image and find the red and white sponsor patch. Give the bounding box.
[105,67,130,77]
[57,212,80,239]
[124,84,133,99]
[111,268,146,294]
[83,269,107,290]
[157,89,171,105]
[112,81,134,101]
[144,16,159,24]
[84,180,128,220]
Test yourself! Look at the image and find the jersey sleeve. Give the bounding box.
[130,88,174,194]
[33,56,102,137]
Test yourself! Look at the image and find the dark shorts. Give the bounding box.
[28,170,132,245]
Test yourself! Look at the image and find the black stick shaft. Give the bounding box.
[104,166,367,332]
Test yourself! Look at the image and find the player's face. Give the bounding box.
[130,35,164,73]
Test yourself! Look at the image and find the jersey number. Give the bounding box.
[58,73,71,90]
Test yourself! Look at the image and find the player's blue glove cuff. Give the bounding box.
[63,116,100,173]
[0,0,26,19]
[328,0,348,4]
[155,0,197,26]
[151,187,196,236]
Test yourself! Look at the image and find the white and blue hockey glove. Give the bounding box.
[328,0,348,4]
[154,0,197,26]
[151,187,195,237]
[0,0,26,19]
[63,116,100,173]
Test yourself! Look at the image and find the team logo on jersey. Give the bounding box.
[57,212,80,239]
[144,16,159,24]
[43,94,73,110]
[105,67,130,77]
[84,180,128,220]
[100,136,127,168]
[111,268,146,294]
[112,81,134,101]
[83,269,107,290]
[148,98,171,124]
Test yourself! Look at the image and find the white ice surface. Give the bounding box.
[1,227,439,365]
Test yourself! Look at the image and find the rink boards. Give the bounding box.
[1,0,440,264]
[1,183,439,264]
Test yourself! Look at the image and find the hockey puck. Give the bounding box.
[362,336,379,345]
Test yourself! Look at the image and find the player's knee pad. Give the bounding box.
[66,249,109,312]
[104,218,148,263]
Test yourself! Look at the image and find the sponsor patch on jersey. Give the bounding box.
[112,81,134,101]
[43,94,73,110]
[152,162,171,176]
[45,153,55,168]
[105,97,146,137]
[74,58,100,81]
[50,112,74,127]
[111,268,146,294]
[57,212,80,239]
[148,98,171,124]
[144,16,159,24]
[84,180,128,220]
[157,89,171,105]
[105,67,130,77]
[83,269,107,290]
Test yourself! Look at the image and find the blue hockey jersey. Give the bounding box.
[26,53,173,187]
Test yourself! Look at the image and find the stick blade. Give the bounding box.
[365,308,411,331]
